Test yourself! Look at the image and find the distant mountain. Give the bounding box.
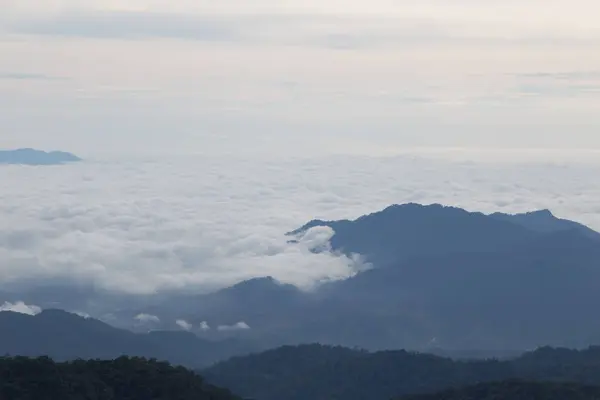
[400,381,600,400]
[0,356,240,400]
[0,148,81,165]
[204,344,600,400]
[0,309,254,368]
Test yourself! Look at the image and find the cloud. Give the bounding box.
[198,321,210,331]
[176,319,193,331]
[134,313,160,323]
[3,3,600,46]
[296,225,335,245]
[0,153,600,297]
[73,311,91,319]
[9,10,237,41]
[217,321,251,331]
[0,301,41,315]
[0,72,67,81]
[509,70,600,99]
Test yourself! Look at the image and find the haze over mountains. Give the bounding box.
[137,204,600,353]
[0,309,254,368]
[2,203,600,361]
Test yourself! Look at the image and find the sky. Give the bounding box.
[1,0,600,155]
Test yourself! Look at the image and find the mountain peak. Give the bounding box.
[219,276,300,297]
[527,209,554,217]
[290,203,600,267]
[490,208,599,239]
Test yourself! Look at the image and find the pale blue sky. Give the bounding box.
[1,0,600,156]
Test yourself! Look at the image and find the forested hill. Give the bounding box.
[399,381,600,400]
[0,356,240,400]
[204,344,600,400]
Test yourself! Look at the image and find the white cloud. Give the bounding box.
[0,301,41,315]
[176,319,192,331]
[134,313,160,323]
[198,321,210,331]
[73,311,91,319]
[0,153,599,296]
[296,226,336,251]
[218,321,251,331]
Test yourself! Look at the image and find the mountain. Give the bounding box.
[204,344,600,400]
[0,148,81,165]
[312,227,600,350]
[289,203,542,266]
[490,209,600,240]
[272,204,600,351]
[13,203,600,357]
[0,309,254,368]
[400,381,600,400]
[0,356,240,400]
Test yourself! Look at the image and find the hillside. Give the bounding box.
[192,203,600,352]
[399,381,600,400]
[204,344,600,400]
[5,203,600,358]
[0,356,239,400]
[0,309,254,368]
[288,203,541,266]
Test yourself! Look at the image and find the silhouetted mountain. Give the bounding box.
[135,276,311,341]
[0,309,254,367]
[0,148,81,165]
[400,381,600,400]
[310,226,600,350]
[12,204,600,357]
[266,204,600,351]
[0,356,240,400]
[490,209,600,240]
[289,203,541,266]
[204,344,600,400]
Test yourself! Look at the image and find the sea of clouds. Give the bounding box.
[1,152,599,296]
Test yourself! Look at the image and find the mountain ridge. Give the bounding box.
[0,309,255,368]
[4,203,600,360]
[0,148,81,165]
[204,344,600,400]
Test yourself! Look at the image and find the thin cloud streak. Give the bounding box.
[0,72,67,81]
[4,9,600,46]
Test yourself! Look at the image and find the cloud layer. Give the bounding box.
[0,301,41,315]
[217,322,251,331]
[176,319,193,331]
[0,153,600,295]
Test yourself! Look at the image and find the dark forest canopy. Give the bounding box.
[399,380,600,400]
[204,344,600,400]
[0,356,239,400]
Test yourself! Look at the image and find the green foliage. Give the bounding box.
[0,356,240,400]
